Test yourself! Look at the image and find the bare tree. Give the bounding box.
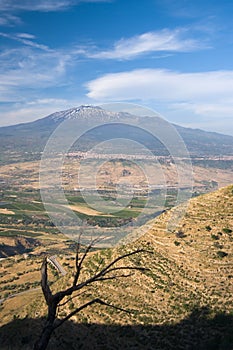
[33,240,149,350]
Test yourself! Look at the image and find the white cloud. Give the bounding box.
[86,68,233,119]
[16,33,36,39]
[0,32,52,51]
[0,13,22,26]
[0,0,111,12]
[0,0,73,12]
[0,46,72,102]
[172,101,233,118]
[0,28,86,109]
[88,29,206,60]
[0,0,112,25]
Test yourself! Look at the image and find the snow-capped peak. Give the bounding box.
[47,105,127,123]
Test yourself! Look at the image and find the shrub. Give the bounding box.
[217,251,228,259]
[211,234,219,240]
[222,228,232,234]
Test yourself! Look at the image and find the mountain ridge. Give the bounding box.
[1,104,232,138]
[0,106,233,157]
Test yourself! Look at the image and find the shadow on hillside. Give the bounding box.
[0,307,232,350]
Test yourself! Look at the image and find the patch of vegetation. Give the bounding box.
[222,228,232,234]
[216,251,228,259]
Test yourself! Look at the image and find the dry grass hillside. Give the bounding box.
[1,158,232,191]
[0,185,232,349]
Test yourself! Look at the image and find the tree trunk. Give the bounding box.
[33,322,54,350]
[34,303,57,350]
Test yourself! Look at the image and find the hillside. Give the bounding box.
[0,236,40,258]
[0,185,232,349]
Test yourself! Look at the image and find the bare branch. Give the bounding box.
[35,247,150,349]
[57,290,87,308]
[93,266,149,282]
[73,242,81,286]
[54,298,130,329]
[41,257,53,305]
[54,249,151,301]
[94,272,135,282]
[73,237,100,287]
[74,249,151,287]
[91,249,151,279]
[105,266,149,274]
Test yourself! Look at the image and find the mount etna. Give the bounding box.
[0,105,233,158]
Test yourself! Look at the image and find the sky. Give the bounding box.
[0,0,233,135]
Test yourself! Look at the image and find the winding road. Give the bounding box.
[0,255,67,304]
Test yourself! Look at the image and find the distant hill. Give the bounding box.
[0,236,40,258]
[0,105,233,157]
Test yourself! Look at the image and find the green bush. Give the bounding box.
[217,251,228,259]
[211,234,219,240]
[222,228,232,234]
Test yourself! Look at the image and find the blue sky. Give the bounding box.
[0,0,233,135]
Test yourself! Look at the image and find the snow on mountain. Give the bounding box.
[47,105,124,123]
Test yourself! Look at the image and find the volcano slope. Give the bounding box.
[0,185,232,349]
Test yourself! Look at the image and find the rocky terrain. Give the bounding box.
[0,185,232,349]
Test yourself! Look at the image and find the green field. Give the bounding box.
[0,189,167,242]
[0,186,191,248]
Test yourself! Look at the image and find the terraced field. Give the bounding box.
[0,185,232,349]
